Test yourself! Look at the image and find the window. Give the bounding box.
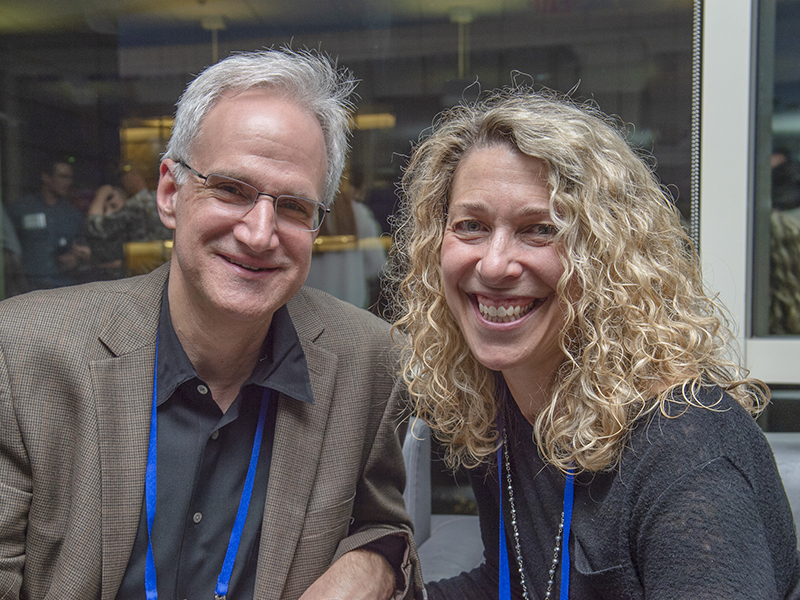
[753,0,800,338]
[0,0,695,311]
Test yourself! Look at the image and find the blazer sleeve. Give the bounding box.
[331,377,421,600]
[0,345,30,600]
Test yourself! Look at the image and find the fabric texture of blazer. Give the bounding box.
[0,263,419,600]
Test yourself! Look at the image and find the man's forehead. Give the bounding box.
[195,90,327,196]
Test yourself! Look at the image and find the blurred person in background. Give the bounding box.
[84,183,150,280]
[7,158,90,289]
[306,166,386,309]
[119,163,173,240]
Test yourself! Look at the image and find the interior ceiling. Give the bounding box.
[0,0,690,36]
[1,0,527,34]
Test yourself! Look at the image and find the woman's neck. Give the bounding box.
[501,359,563,425]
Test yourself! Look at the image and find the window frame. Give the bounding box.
[701,0,800,384]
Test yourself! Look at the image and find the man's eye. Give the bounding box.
[277,197,312,217]
[217,183,245,196]
[210,180,252,203]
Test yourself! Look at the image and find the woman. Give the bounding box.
[85,183,149,279]
[306,166,387,308]
[392,88,800,599]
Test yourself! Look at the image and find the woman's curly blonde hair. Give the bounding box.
[390,87,768,473]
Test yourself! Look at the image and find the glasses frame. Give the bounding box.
[176,160,329,232]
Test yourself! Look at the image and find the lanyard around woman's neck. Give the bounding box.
[497,417,573,600]
[145,331,270,600]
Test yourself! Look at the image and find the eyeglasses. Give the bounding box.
[177,161,328,232]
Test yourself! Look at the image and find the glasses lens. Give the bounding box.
[202,174,258,212]
[275,196,325,231]
[191,168,325,231]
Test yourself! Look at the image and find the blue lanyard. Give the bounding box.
[560,469,574,597]
[145,332,270,600]
[497,430,573,600]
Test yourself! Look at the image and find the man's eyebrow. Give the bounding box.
[210,169,319,200]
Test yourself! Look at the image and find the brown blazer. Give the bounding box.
[0,263,417,599]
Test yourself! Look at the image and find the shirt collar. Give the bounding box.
[156,283,314,406]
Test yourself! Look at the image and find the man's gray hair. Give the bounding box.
[163,47,357,207]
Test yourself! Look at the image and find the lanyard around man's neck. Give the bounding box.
[145,331,270,600]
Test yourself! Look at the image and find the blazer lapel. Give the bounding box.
[93,345,156,599]
[92,266,167,599]
[254,290,337,598]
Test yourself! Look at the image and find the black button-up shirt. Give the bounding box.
[116,286,314,600]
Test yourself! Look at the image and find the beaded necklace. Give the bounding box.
[498,428,574,600]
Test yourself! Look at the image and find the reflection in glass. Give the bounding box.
[755,0,800,335]
[0,1,693,308]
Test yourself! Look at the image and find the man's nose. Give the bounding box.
[234,197,281,251]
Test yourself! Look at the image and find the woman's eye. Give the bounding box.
[453,220,485,233]
[520,222,558,243]
[532,223,558,236]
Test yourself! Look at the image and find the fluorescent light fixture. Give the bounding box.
[353,113,396,130]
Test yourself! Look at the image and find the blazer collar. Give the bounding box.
[97,263,169,357]
[285,285,327,343]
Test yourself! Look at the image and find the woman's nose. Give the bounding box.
[476,233,523,282]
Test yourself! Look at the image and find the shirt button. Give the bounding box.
[197,384,209,395]
[211,430,219,440]
[193,512,202,524]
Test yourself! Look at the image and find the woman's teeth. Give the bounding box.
[478,301,535,323]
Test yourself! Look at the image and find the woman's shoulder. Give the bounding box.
[622,384,774,488]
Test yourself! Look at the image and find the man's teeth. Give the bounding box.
[229,258,261,271]
[478,301,536,323]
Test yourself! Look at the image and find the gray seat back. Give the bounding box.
[402,416,432,544]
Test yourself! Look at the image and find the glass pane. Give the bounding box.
[0,0,695,515]
[1,1,693,312]
[754,0,800,336]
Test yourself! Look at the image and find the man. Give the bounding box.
[0,49,420,599]
[7,158,91,289]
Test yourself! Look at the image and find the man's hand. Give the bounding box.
[298,549,396,600]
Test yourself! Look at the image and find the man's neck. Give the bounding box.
[43,190,61,206]
[167,280,273,413]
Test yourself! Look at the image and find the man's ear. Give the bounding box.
[157,160,179,230]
